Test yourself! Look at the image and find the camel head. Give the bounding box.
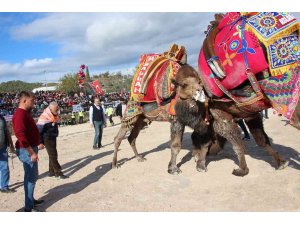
[172,65,206,102]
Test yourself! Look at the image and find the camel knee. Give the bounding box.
[171,141,181,150]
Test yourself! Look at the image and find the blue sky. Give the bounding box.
[0,12,299,83]
[0,13,56,62]
[0,12,215,82]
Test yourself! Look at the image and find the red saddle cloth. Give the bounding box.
[130,44,186,103]
[140,60,181,103]
[198,12,269,97]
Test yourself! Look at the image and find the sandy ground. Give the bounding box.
[0,113,299,212]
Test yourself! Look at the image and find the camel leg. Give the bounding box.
[112,126,129,169]
[127,117,148,162]
[211,110,249,176]
[208,134,227,155]
[168,120,185,174]
[191,130,212,172]
[245,115,289,170]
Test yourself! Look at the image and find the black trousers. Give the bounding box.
[109,115,114,124]
[44,138,63,176]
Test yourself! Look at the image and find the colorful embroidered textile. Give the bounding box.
[130,44,185,103]
[123,101,143,119]
[130,54,160,101]
[168,99,176,116]
[258,65,300,119]
[198,12,300,98]
[267,33,300,76]
[198,12,269,97]
[246,12,299,46]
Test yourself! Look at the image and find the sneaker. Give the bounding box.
[56,174,69,179]
[34,199,45,206]
[98,144,103,148]
[0,188,16,193]
[48,173,55,177]
[93,145,99,150]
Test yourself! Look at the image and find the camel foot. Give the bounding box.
[277,160,289,170]
[111,163,120,169]
[232,167,249,177]
[168,166,182,175]
[137,156,146,162]
[196,164,207,172]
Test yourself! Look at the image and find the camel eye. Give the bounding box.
[181,83,187,88]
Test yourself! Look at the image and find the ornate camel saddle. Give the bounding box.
[122,44,186,127]
[130,43,186,103]
[199,12,300,119]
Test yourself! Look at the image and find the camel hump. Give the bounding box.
[214,13,225,23]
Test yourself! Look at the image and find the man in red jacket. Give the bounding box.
[12,91,45,212]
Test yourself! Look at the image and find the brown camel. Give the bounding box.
[173,64,289,176]
[112,68,223,175]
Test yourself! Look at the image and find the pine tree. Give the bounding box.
[85,66,91,82]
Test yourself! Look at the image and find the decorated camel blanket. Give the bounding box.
[198,12,300,120]
[130,44,186,103]
[125,44,186,120]
[198,12,300,97]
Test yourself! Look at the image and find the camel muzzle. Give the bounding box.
[193,90,206,103]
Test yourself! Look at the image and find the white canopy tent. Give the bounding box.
[32,86,57,93]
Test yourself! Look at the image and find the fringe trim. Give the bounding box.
[121,113,142,129]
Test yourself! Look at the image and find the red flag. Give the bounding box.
[89,80,104,95]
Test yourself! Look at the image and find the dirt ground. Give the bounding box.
[0,113,299,212]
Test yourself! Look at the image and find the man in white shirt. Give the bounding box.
[89,97,106,149]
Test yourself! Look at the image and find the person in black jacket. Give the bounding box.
[37,102,68,179]
[115,99,127,119]
[89,97,106,149]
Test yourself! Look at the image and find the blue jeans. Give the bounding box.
[0,145,9,190]
[16,147,39,210]
[93,121,103,147]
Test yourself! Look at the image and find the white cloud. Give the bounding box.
[23,58,53,68]
[2,12,300,82]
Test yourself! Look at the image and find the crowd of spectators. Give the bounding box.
[0,91,129,118]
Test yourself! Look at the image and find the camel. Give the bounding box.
[112,44,218,174]
[173,64,291,176]
[112,68,222,174]
[168,12,300,176]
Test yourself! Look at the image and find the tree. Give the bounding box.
[0,80,42,92]
[57,73,81,94]
[86,66,91,82]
